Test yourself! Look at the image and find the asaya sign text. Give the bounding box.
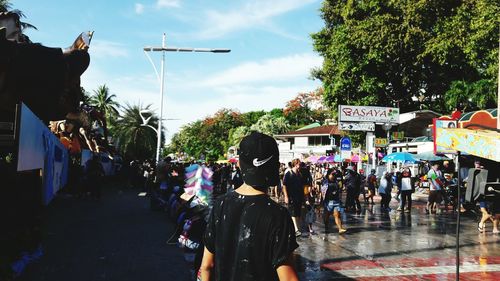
[339,105,399,123]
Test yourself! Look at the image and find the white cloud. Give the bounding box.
[89,40,129,59]
[156,0,181,8]
[202,53,322,87]
[81,53,322,143]
[135,3,145,14]
[194,0,318,39]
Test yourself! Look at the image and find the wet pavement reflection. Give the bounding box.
[293,199,500,280]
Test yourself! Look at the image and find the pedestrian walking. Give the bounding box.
[399,167,413,213]
[344,166,361,212]
[283,159,305,237]
[323,170,347,234]
[200,132,299,281]
[305,194,316,235]
[379,172,393,211]
[367,169,377,204]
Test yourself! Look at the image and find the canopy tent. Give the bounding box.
[382,152,419,164]
[415,151,450,162]
[306,155,319,163]
[350,154,361,163]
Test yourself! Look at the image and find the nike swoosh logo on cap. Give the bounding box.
[253,155,273,167]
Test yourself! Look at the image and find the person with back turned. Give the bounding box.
[200,132,299,281]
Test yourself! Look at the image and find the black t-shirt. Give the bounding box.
[324,180,340,202]
[283,171,304,203]
[204,192,298,281]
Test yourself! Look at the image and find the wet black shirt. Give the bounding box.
[283,170,304,203]
[324,180,341,202]
[204,192,298,281]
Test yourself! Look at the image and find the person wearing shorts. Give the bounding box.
[323,170,346,234]
[283,159,305,237]
[427,162,443,214]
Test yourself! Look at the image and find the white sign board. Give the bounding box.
[339,105,399,123]
[339,122,375,131]
[341,150,351,160]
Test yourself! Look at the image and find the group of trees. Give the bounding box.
[5,0,498,161]
[311,0,499,113]
[166,89,330,161]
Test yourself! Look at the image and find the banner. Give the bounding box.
[339,105,399,123]
[433,118,458,154]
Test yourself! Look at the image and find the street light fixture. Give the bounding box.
[143,33,231,163]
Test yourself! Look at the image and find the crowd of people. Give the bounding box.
[126,153,499,239]
[118,132,498,281]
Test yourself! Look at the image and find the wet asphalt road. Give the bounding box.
[17,185,500,281]
[293,194,500,280]
[18,184,192,281]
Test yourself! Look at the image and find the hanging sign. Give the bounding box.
[374,138,388,147]
[339,105,399,123]
[339,122,375,131]
[391,131,405,141]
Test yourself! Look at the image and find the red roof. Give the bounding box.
[276,125,341,137]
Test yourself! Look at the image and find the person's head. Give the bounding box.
[431,162,440,169]
[346,165,355,174]
[474,160,482,169]
[238,132,280,191]
[328,172,335,182]
[291,159,301,170]
[371,169,376,175]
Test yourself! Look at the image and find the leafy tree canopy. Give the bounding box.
[312,0,499,114]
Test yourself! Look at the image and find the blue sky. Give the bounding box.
[14,0,324,142]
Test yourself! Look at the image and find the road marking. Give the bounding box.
[336,264,500,278]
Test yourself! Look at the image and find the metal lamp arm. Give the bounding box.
[141,124,158,135]
[143,50,161,83]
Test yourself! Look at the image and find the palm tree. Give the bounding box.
[89,85,120,121]
[1,1,37,42]
[0,0,9,11]
[113,103,161,160]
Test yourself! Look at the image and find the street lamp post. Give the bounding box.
[143,33,230,163]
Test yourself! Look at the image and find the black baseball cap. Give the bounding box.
[238,131,280,189]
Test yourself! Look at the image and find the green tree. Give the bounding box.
[240,110,266,127]
[283,89,330,127]
[89,84,120,121]
[0,0,10,11]
[269,108,285,119]
[227,126,250,148]
[312,0,499,113]
[113,103,160,160]
[167,109,243,161]
[1,1,37,42]
[250,114,290,136]
[80,87,91,105]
